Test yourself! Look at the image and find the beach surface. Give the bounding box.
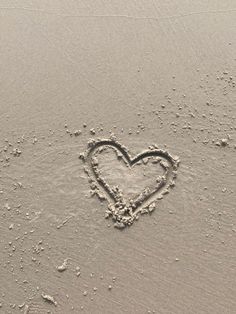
[0,1,236,313]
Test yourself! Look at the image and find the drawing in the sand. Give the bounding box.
[81,138,180,228]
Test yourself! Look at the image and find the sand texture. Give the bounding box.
[0,1,236,313]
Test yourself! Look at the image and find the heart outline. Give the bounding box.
[83,139,179,227]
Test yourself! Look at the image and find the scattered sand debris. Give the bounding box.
[56,216,72,229]
[91,187,106,201]
[8,223,14,230]
[57,259,69,272]
[12,148,22,157]
[215,138,229,147]
[41,292,57,306]
[5,203,11,210]
[75,266,81,277]
[220,138,229,146]
[18,303,25,309]
[114,221,126,229]
[148,202,156,213]
[78,152,85,160]
[32,136,38,144]
[74,130,81,136]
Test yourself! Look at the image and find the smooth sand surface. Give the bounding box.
[0,1,236,313]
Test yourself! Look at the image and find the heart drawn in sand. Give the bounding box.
[82,139,180,228]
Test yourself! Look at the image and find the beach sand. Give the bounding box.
[0,1,236,313]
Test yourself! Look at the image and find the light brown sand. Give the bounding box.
[0,1,236,313]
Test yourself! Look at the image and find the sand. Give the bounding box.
[0,1,236,313]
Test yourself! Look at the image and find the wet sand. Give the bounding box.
[0,1,236,313]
